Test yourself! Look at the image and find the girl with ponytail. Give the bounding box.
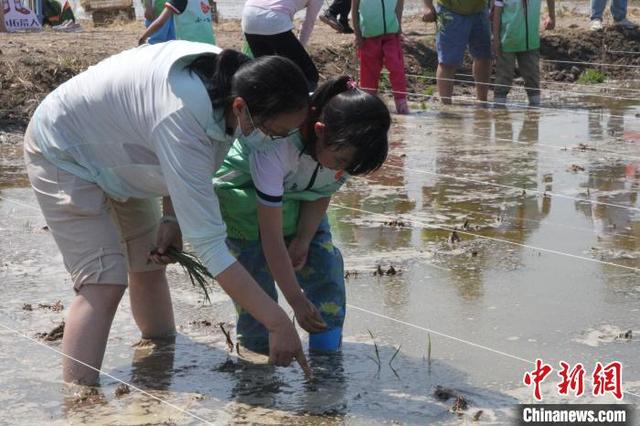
[24,41,312,384]
[215,76,391,353]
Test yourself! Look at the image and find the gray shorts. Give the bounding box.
[23,123,164,291]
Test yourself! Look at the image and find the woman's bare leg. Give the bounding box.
[128,269,176,339]
[62,284,125,385]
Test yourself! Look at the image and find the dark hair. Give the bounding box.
[188,50,309,123]
[306,76,390,175]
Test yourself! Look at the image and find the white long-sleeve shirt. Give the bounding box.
[31,41,238,277]
[242,0,323,46]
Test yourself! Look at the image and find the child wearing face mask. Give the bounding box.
[214,76,390,353]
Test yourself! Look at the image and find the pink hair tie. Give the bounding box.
[346,78,358,90]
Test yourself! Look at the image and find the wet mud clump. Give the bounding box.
[36,321,65,341]
[114,383,131,397]
[22,300,64,312]
[373,265,400,276]
[434,386,470,413]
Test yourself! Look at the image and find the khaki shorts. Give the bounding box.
[24,125,163,291]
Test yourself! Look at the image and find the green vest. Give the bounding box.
[358,0,400,38]
[499,0,541,52]
[174,0,216,44]
[214,135,348,241]
[437,0,487,15]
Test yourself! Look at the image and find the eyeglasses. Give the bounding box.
[245,106,298,140]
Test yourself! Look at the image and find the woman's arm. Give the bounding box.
[139,7,173,45]
[299,0,323,46]
[257,203,327,333]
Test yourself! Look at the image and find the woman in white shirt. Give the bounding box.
[242,0,323,90]
[24,41,312,384]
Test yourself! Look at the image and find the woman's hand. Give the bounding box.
[290,294,327,334]
[288,237,310,271]
[268,315,312,378]
[149,220,182,264]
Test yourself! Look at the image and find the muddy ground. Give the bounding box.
[1,9,640,130]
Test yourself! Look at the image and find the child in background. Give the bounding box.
[143,0,176,44]
[241,0,323,90]
[492,0,555,107]
[352,0,410,114]
[215,76,390,353]
[139,0,216,45]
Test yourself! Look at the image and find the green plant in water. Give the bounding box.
[367,329,381,371]
[578,69,606,84]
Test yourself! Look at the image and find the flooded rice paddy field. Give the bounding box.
[2,91,640,424]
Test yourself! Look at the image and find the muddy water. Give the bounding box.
[2,95,640,425]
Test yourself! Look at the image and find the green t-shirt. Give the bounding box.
[437,0,487,15]
[166,0,216,44]
[357,0,400,38]
[498,0,541,52]
[214,134,348,241]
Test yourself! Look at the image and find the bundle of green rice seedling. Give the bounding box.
[159,246,213,303]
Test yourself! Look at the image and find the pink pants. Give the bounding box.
[357,33,408,101]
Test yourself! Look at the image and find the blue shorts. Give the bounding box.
[144,16,176,44]
[435,5,491,66]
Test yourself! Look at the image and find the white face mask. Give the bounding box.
[241,128,272,152]
[235,105,274,152]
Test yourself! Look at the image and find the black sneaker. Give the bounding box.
[340,22,354,34]
[320,12,344,32]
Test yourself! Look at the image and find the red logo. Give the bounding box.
[200,1,210,14]
[523,359,624,401]
[523,359,553,401]
[334,170,344,180]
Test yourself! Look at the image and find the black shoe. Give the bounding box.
[320,12,344,32]
[340,22,354,34]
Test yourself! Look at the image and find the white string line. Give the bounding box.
[0,320,215,425]
[0,195,41,211]
[432,92,636,121]
[346,304,640,399]
[454,72,640,94]
[376,186,640,244]
[394,71,640,103]
[542,58,640,69]
[5,156,637,245]
[382,162,640,214]
[3,197,638,397]
[364,85,637,121]
[399,124,640,163]
[330,203,640,273]
[347,304,534,364]
[607,50,640,55]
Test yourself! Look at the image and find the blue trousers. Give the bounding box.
[591,0,627,21]
[227,217,346,354]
